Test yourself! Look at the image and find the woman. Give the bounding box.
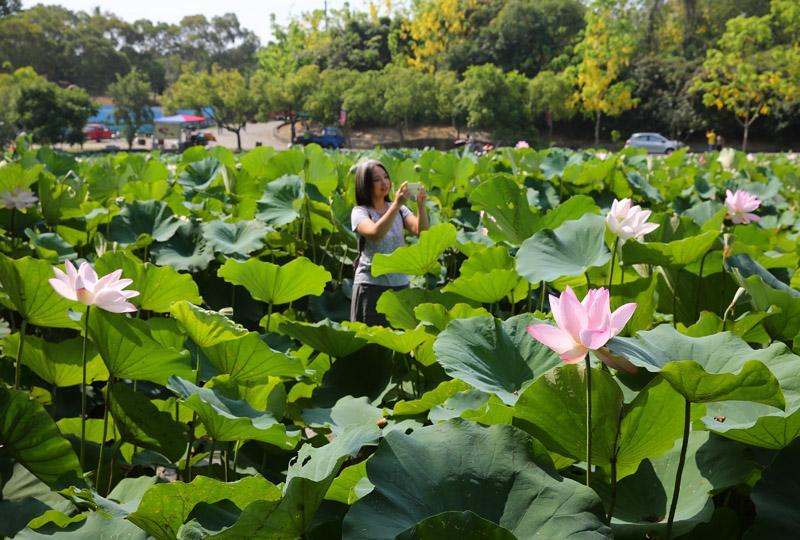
[350,159,428,325]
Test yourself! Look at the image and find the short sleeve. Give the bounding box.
[400,205,412,220]
[351,206,371,232]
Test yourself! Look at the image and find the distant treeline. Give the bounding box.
[1,0,799,149]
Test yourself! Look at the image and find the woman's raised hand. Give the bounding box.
[395,181,410,204]
[416,185,427,205]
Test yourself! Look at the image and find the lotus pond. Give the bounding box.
[1,141,800,539]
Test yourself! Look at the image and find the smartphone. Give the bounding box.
[406,182,421,197]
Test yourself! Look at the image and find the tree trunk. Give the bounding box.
[290,118,296,142]
[127,137,134,150]
[594,112,601,147]
[742,122,749,153]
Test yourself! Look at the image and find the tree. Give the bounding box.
[381,65,437,140]
[434,70,464,133]
[486,0,585,77]
[165,66,257,152]
[690,8,798,150]
[528,70,575,139]
[253,64,319,141]
[0,0,21,17]
[303,69,359,126]
[569,0,639,146]
[401,0,477,71]
[457,63,530,140]
[15,73,95,144]
[108,68,153,149]
[342,70,385,127]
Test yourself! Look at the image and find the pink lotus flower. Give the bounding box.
[527,286,637,372]
[725,189,761,224]
[606,198,660,242]
[515,140,529,148]
[49,260,139,313]
[0,186,38,211]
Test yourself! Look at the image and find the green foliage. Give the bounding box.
[108,68,153,149]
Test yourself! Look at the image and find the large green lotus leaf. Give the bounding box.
[372,223,457,277]
[108,200,181,246]
[607,325,787,407]
[325,460,372,505]
[151,220,215,272]
[311,345,395,408]
[177,157,222,193]
[0,255,81,329]
[442,269,520,304]
[398,511,517,540]
[303,144,338,198]
[607,431,753,539]
[0,386,82,488]
[16,512,147,539]
[167,376,300,448]
[376,288,469,330]
[513,364,623,470]
[201,219,268,258]
[731,268,800,342]
[413,303,491,332]
[342,420,611,539]
[516,213,610,284]
[279,318,367,359]
[392,379,473,416]
[433,315,561,405]
[344,322,431,355]
[702,401,800,449]
[202,332,303,381]
[108,382,186,462]
[25,229,77,263]
[610,275,658,335]
[256,174,304,227]
[262,147,305,180]
[218,256,331,306]
[94,251,201,313]
[457,246,513,274]
[239,146,276,179]
[170,301,247,349]
[211,427,378,539]
[535,194,600,231]
[88,309,192,385]
[2,333,107,387]
[428,153,475,193]
[745,438,800,539]
[127,475,281,540]
[468,175,538,245]
[0,465,77,538]
[621,230,718,267]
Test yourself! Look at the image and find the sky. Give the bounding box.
[20,0,372,44]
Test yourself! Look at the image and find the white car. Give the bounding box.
[625,132,682,154]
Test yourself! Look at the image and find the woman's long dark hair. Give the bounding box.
[354,159,391,207]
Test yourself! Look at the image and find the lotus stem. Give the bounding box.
[585,272,592,290]
[666,399,691,540]
[607,238,619,289]
[10,208,16,236]
[607,456,618,523]
[584,356,592,488]
[693,251,710,321]
[539,281,546,312]
[184,349,201,481]
[106,436,123,496]
[96,376,112,489]
[13,319,27,389]
[526,282,532,313]
[232,440,242,477]
[266,302,274,332]
[223,445,229,482]
[80,308,91,470]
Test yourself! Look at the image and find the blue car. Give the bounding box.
[293,127,345,149]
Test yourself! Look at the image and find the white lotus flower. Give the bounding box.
[606,198,660,242]
[49,260,139,313]
[0,186,38,211]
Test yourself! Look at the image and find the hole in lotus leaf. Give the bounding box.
[643,515,665,523]
[404,428,414,435]
[302,455,312,467]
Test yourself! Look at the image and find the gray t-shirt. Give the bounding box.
[351,204,412,286]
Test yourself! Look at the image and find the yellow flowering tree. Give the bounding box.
[569,0,638,146]
[691,6,799,151]
[401,0,476,71]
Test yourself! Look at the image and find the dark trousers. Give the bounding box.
[350,283,406,327]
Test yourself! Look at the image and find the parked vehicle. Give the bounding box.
[82,123,114,142]
[624,132,683,154]
[293,127,345,149]
[454,138,494,155]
